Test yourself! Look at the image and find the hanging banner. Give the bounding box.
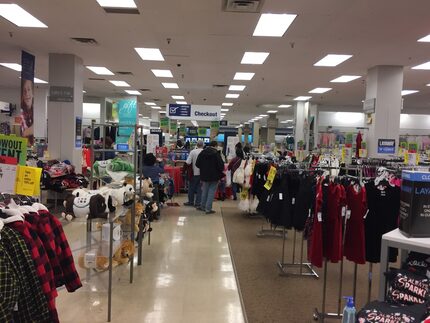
[0,135,28,165]
[179,125,186,137]
[378,139,396,154]
[20,51,35,146]
[146,134,159,154]
[169,121,177,134]
[118,98,137,136]
[15,165,42,196]
[167,104,221,121]
[160,117,169,133]
[0,163,18,194]
[210,121,220,138]
[198,127,207,137]
[75,116,82,148]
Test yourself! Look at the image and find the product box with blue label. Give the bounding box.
[399,171,430,237]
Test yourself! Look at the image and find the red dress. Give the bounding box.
[344,185,367,264]
[308,179,324,267]
[325,183,346,263]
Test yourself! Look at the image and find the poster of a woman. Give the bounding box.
[20,78,34,145]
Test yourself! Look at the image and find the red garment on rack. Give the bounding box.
[356,132,362,158]
[344,185,367,264]
[308,179,324,268]
[325,182,346,263]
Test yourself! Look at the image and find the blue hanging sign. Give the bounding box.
[118,99,137,136]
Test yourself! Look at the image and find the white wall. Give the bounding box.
[82,102,100,125]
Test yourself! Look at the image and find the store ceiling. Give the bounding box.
[1,0,430,123]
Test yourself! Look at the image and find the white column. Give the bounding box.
[366,66,403,158]
[267,114,278,144]
[47,54,83,167]
[151,110,159,122]
[294,102,309,151]
[252,121,260,147]
[309,104,318,150]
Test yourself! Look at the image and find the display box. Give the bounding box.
[101,223,122,241]
[399,171,430,237]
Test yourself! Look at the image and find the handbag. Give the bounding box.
[232,160,246,185]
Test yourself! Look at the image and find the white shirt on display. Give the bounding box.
[186,148,203,176]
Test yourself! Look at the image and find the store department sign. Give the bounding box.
[150,121,160,128]
[49,86,74,102]
[378,139,396,154]
[166,104,221,121]
[363,98,376,113]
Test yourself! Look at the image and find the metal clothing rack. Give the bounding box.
[256,222,288,238]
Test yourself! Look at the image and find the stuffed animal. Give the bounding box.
[62,193,108,221]
[112,240,135,265]
[120,201,144,233]
[141,177,154,198]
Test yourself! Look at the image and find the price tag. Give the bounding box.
[364,209,369,219]
[346,210,351,220]
[317,212,322,222]
[264,166,277,190]
[279,193,283,200]
[292,198,295,205]
[341,206,346,217]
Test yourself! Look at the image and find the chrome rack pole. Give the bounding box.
[337,260,344,315]
[130,124,137,283]
[292,229,297,264]
[367,263,373,303]
[107,217,114,322]
[353,264,358,302]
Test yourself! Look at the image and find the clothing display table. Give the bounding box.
[378,228,430,300]
[164,166,183,194]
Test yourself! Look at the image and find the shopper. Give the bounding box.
[184,140,203,207]
[196,140,224,214]
[228,148,244,200]
[143,153,164,220]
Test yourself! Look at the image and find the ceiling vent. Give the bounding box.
[152,98,161,102]
[222,0,264,13]
[71,37,99,45]
[139,88,151,92]
[103,7,139,14]
[116,71,133,75]
[88,77,105,81]
[213,84,229,88]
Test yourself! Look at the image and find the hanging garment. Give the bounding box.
[325,182,346,263]
[293,174,315,231]
[356,300,427,323]
[308,178,326,268]
[356,131,362,158]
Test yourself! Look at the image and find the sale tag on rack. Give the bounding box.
[15,165,42,196]
[359,149,367,158]
[264,166,277,190]
[0,163,18,193]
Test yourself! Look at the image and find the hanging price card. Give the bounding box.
[15,165,42,196]
[264,166,277,190]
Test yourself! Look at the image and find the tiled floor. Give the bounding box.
[56,196,246,323]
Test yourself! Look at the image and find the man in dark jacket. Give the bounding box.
[195,140,224,214]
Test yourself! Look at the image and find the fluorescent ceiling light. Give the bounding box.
[176,101,187,104]
[267,110,278,113]
[412,61,430,70]
[418,34,430,42]
[151,106,161,110]
[259,114,268,117]
[0,4,47,28]
[241,52,270,65]
[221,108,229,112]
[83,90,87,93]
[96,0,137,8]
[253,13,297,37]
[229,85,246,91]
[401,90,419,96]
[294,96,312,101]
[34,77,48,84]
[191,121,199,127]
[86,66,114,75]
[125,90,141,95]
[109,80,130,87]
[314,54,352,67]
[141,116,149,119]
[226,93,240,98]
[278,104,292,108]
[281,119,294,123]
[144,102,156,106]
[0,63,22,71]
[151,69,173,78]
[135,48,164,61]
[234,72,255,80]
[162,82,179,89]
[309,87,332,94]
[222,102,233,106]
[172,95,184,100]
[159,111,166,114]
[330,75,361,83]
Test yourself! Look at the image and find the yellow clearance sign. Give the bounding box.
[15,165,42,196]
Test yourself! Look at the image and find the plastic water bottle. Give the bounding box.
[341,296,356,323]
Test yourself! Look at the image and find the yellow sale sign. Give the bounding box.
[15,165,42,196]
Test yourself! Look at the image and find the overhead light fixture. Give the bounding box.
[0,4,48,28]
[109,80,130,87]
[151,106,161,110]
[278,104,292,108]
[314,54,352,67]
[176,101,187,104]
[83,90,87,93]
[253,13,297,37]
[141,116,149,119]
[330,75,361,83]
[226,93,240,98]
[309,87,332,94]
[267,110,278,113]
[259,114,268,117]
[221,108,229,112]
[222,102,233,106]
[86,66,114,75]
[234,72,255,80]
[162,82,179,89]
[159,111,166,114]
[281,119,294,123]
[0,63,22,71]
[294,96,312,101]
[96,0,137,8]
[134,48,165,61]
[418,34,430,42]
[34,77,48,84]
[241,52,270,65]
[228,85,246,91]
[401,90,419,96]
[191,120,199,127]
[412,61,430,70]
[144,102,156,106]
[125,90,141,95]
[220,113,226,116]
[151,69,173,78]
[172,95,184,100]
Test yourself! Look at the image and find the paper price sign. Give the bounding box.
[15,166,42,196]
[264,166,277,190]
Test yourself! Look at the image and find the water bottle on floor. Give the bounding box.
[341,296,356,323]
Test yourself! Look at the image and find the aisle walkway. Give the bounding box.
[56,197,246,323]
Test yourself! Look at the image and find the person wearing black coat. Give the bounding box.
[195,141,224,214]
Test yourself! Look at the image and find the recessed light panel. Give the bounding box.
[135,48,165,61]
[176,101,187,104]
[162,82,179,89]
[109,80,130,87]
[241,52,270,65]
[144,102,156,106]
[222,103,234,106]
[0,4,48,28]
[151,106,161,110]
[228,85,246,91]
[172,95,184,100]
[97,0,137,8]
[253,13,297,37]
[278,104,292,108]
[0,63,22,71]
[309,87,332,94]
[259,114,268,117]
[159,111,166,114]
[151,69,173,78]
[401,90,419,96]
[226,93,240,98]
[294,96,312,101]
[125,90,141,95]
[234,72,255,80]
[418,34,430,42]
[314,54,352,67]
[412,61,430,70]
[34,78,48,84]
[330,75,361,83]
[267,110,278,113]
[86,66,114,75]
[221,108,229,112]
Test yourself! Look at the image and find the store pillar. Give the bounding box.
[238,127,243,144]
[253,121,260,147]
[267,114,278,144]
[243,124,250,144]
[151,110,159,122]
[294,102,309,151]
[365,65,403,158]
[47,54,83,167]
